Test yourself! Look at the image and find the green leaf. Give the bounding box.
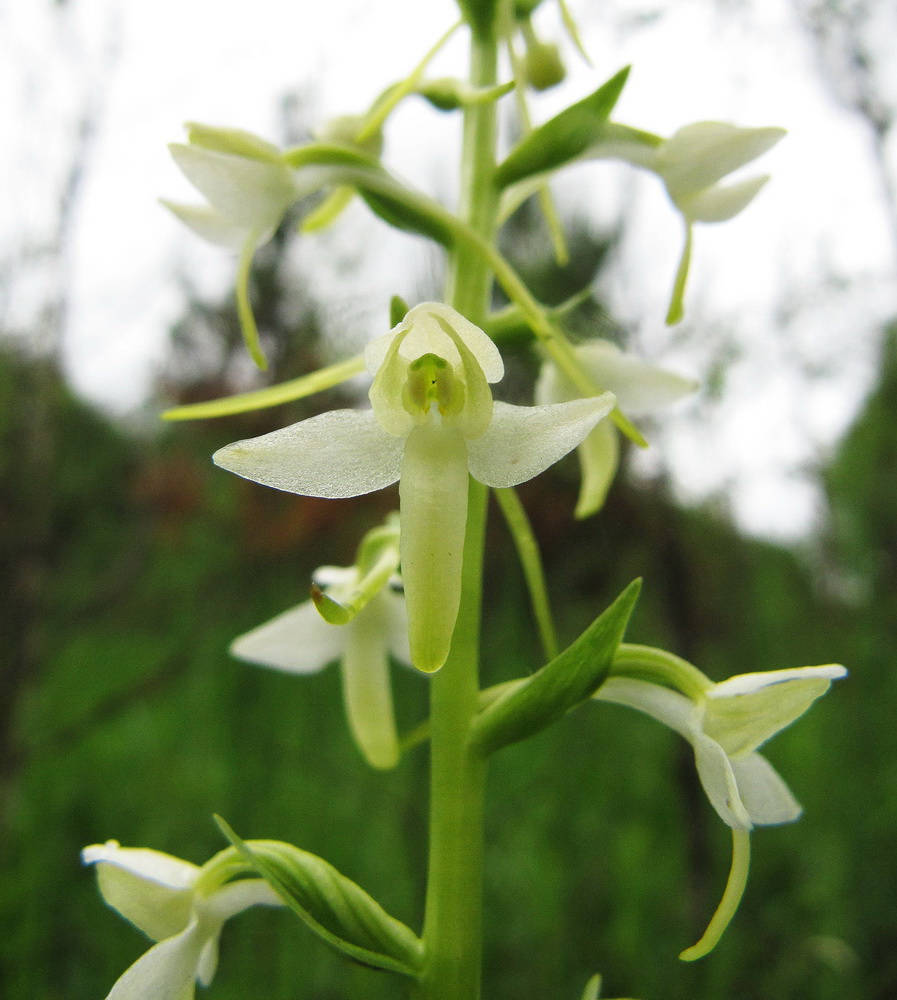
[468,578,641,757]
[494,66,630,189]
[215,818,424,977]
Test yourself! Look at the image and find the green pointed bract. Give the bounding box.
[400,422,470,673]
[495,66,630,189]
[215,820,424,977]
[469,579,641,757]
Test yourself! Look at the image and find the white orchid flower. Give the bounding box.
[595,661,845,959]
[82,841,281,1000]
[590,121,785,323]
[163,123,299,251]
[214,302,616,672]
[535,340,698,517]
[596,664,846,829]
[232,567,411,770]
[162,123,304,368]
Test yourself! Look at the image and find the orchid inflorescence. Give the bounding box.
[83,2,844,998]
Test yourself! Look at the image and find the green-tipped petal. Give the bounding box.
[213,409,403,499]
[399,423,470,672]
[467,395,615,488]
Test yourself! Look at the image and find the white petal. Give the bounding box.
[713,664,847,697]
[82,843,199,889]
[579,342,699,414]
[691,729,754,829]
[160,201,251,250]
[730,754,802,826]
[678,175,769,223]
[706,665,846,756]
[202,879,283,922]
[213,409,403,499]
[537,344,698,416]
[383,590,413,666]
[466,396,615,488]
[168,143,297,231]
[365,303,503,382]
[104,921,206,1000]
[230,602,345,674]
[659,122,785,198]
[83,844,198,942]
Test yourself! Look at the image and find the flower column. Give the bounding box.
[413,8,500,1000]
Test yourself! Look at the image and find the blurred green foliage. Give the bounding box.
[1,314,895,999]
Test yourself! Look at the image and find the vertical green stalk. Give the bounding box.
[412,17,499,1000]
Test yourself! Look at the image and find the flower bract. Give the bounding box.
[214,302,616,672]
[535,340,698,517]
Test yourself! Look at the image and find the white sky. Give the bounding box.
[3,0,896,539]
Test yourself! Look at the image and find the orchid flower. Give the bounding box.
[590,121,785,323]
[231,517,411,770]
[595,659,846,958]
[596,663,846,829]
[214,302,616,672]
[162,123,303,368]
[535,340,698,517]
[82,841,282,1000]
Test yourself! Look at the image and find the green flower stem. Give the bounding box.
[413,24,498,1000]
[413,479,489,1000]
